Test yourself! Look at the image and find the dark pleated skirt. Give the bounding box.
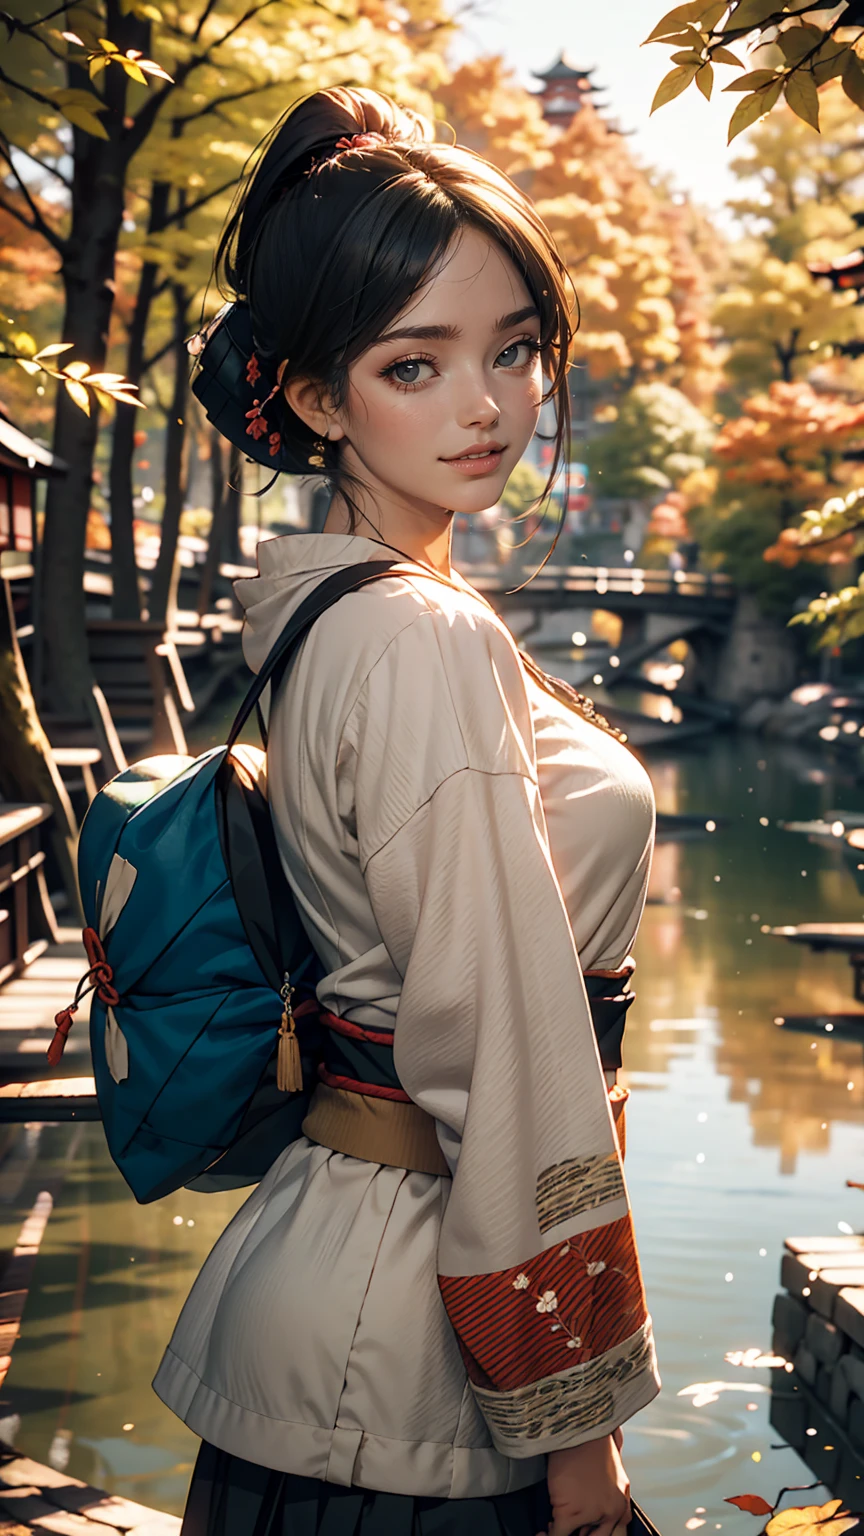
[181,1440,553,1536]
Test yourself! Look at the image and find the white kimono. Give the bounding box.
[153,533,660,1499]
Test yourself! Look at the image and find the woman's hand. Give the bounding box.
[537,1431,631,1536]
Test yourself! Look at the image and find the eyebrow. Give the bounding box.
[374,305,540,347]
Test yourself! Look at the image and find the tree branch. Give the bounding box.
[143,335,177,372]
[4,137,72,191]
[161,174,239,225]
[0,145,67,252]
[175,86,260,124]
[125,0,281,153]
[0,62,61,113]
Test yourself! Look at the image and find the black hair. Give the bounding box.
[212,86,575,546]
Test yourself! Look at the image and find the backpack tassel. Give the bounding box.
[277,976,303,1094]
[47,927,119,1067]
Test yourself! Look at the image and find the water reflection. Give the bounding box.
[0,734,861,1526]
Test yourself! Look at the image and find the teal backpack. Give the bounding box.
[51,559,405,1203]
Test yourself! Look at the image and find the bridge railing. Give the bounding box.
[458,564,736,600]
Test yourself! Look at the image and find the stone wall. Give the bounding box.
[770,1234,864,1509]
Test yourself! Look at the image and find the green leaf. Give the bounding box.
[727,77,782,140]
[642,3,716,43]
[697,61,714,97]
[62,104,110,137]
[777,23,826,63]
[813,46,849,86]
[723,67,780,90]
[784,68,820,130]
[643,2,708,44]
[651,62,701,110]
[50,86,108,110]
[711,44,744,64]
[727,0,784,29]
[841,52,864,110]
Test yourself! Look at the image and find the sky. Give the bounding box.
[452,0,751,221]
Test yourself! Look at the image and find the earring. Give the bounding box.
[308,436,326,469]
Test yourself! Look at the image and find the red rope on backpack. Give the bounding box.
[47,927,120,1067]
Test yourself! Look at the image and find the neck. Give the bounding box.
[321,489,454,577]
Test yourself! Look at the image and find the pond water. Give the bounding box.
[2,732,864,1529]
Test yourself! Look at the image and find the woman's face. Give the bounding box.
[328,226,545,522]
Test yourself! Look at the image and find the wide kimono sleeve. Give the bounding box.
[340,591,660,1459]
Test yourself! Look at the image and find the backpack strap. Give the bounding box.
[227,559,409,750]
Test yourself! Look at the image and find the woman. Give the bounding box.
[155,86,660,1536]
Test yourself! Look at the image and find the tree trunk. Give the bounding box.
[109,179,172,620]
[149,284,191,624]
[223,444,243,566]
[196,428,226,617]
[39,17,146,713]
[0,580,80,921]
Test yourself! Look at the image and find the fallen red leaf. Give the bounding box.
[726,1496,775,1517]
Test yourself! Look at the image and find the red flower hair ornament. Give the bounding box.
[334,131,387,152]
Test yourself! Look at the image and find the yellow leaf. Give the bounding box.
[64,379,91,415]
[841,53,864,110]
[728,0,783,29]
[764,1502,859,1536]
[33,342,74,359]
[711,45,743,64]
[723,67,780,90]
[15,359,41,376]
[97,36,119,51]
[701,1,728,26]
[62,105,110,138]
[110,391,146,407]
[89,56,109,78]
[118,58,147,83]
[784,69,820,131]
[643,2,708,44]
[671,49,706,64]
[136,58,174,81]
[727,79,781,141]
[651,63,699,112]
[12,331,37,356]
[697,61,714,98]
[64,360,91,380]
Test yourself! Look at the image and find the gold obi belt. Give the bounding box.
[298,977,631,1178]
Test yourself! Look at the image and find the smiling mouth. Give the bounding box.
[442,444,507,464]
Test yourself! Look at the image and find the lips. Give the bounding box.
[442,441,506,463]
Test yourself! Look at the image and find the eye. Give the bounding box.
[382,356,436,388]
[496,339,539,370]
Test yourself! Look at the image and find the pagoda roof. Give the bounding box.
[533,53,598,84]
[0,401,67,477]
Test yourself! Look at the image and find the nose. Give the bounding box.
[453,367,500,430]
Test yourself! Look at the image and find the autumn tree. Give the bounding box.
[584,382,715,498]
[530,101,721,404]
[713,82,864,389]
[694,380,864,611]
[0,0,454,708]
[436,55,550,181]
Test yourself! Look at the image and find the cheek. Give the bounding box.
[351,384,442,451]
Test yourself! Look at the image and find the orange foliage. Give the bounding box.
[714,382,864,501]
[437,56,550,179]
[763,525,856,567]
